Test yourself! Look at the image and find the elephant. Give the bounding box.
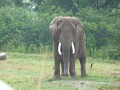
[49,16,87,80]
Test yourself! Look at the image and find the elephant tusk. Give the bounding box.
[71,42,75,54]
[58,43,62,55]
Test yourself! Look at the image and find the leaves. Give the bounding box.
[0,0,119,59]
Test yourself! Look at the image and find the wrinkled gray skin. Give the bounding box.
[49,16,87,80]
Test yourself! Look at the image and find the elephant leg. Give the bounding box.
[79,52,87,77]
[61,60,64,76]
[53,57,61,80]
[53,43,61,80]
[69,56,76,78]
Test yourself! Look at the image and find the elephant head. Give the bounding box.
[49,16,83,75]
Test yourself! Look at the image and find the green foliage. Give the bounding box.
[108,48,120,60]
[76,8,108,55]
[0,0,120,60]
[75,7,120,59]
[0,0,23,7]
[0,7,52,53]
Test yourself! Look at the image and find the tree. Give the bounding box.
[0,0,23,7]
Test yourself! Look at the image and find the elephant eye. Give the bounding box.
[72,29,76,36]
[58,28,61,35]
[72,29,75,33]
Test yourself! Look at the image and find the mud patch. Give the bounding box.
[105,70,120,81]
[107,70,120,75]
[98,85,120,90]
[51,80,120,90]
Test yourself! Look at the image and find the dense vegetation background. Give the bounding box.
[0,0,120,60]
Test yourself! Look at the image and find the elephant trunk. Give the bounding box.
[58,42,75,75]
[62,45,70,76]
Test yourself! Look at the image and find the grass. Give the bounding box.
[0,52,120,90]
[98,84,120,90]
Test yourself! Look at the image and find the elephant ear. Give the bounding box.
[49,16,61,42]
[73,18,85,42]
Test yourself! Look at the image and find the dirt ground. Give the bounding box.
[51,80,120,90]
[50,70,120,90]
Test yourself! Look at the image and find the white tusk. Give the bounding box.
[58,43,62,55]
[71,42,75,54]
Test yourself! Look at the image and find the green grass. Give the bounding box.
[98,84,120,90]
[0,52,120,90]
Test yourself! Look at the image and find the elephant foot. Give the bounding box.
[70,71,76,78]
[53,75,61,80]
[61,73,68,76]
[81,73,87,77]
[70,74,76,78]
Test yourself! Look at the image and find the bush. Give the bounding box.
[93,47,108,59]
[0,6,52,53]
[0,5,119,58]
